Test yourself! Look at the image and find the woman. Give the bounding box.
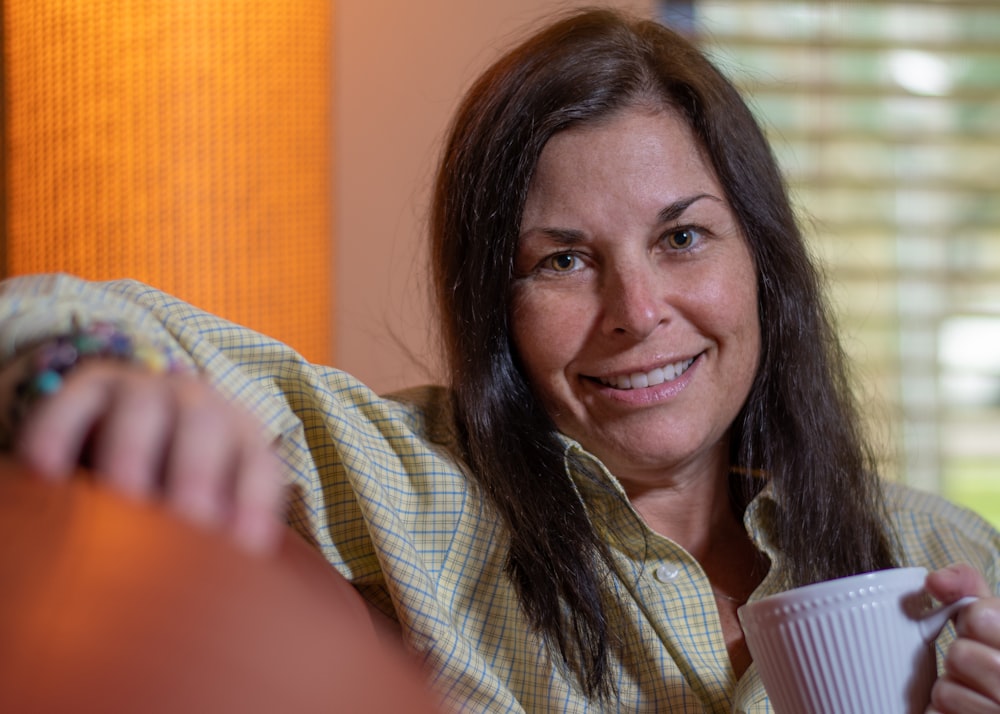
[2,8,999,713]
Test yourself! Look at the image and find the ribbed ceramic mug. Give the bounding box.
[738,567,975,714]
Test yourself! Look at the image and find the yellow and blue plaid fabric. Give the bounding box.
[2,273,998,713]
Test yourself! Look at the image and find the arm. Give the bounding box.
[0,274,408,637]
[0,274,304,553]
[11,358,287,553]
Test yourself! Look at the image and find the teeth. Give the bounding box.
[598,358,694,390]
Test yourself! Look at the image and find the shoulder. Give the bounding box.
[311,381,499,591]
[883,479,995,537]
[382,385,459,449]
[884,480,1000,592]
[318,380,460,459]
[313,378,475,517]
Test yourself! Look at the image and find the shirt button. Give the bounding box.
[654,564,680,583]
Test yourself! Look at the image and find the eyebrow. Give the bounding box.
[526,227,585,244]
[520,193,723,243]
[657,193,721,223]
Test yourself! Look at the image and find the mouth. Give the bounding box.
[593,357,696,390]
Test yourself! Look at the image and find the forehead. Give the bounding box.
[523,107,722,223]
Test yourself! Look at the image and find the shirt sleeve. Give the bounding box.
[0,274,532,712]
[0,273,470,590]
[0,273,372,554]
[886,479,1000,595]
[0,273,301,445]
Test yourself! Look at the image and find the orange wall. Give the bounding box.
[5,4,334,364]
[335,1,654,394]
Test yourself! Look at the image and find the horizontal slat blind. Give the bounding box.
[665,1,1000,523]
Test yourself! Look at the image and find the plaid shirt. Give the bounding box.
[2,273,998,713]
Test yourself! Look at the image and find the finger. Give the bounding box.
[941,636,1000,706]
[957,599,1000,650]
[87,371,174,500]
[230,441,286,554]
[162,378,239,530]
[927,564,994,602]
[931,674,1000,714]
[165,381,286,553]
[15,362,119,478]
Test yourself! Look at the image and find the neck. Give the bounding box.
[624,461,737,561]
[623,459,766,680]
[624,459,766,603]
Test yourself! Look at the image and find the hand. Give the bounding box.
[926,563,1000,713]
[13,360,286,554]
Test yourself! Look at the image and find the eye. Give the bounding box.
[665,228,702,250]
[547,253,579,272]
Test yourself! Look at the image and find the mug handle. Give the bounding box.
[919,595,978,642]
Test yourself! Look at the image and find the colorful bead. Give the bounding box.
[3,322,174,441]
[30,370,63,396]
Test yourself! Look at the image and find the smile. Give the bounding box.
[595,358,695,390]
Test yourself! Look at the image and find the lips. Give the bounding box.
[594,357,695,390]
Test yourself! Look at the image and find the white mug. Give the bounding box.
[738,567,975,714]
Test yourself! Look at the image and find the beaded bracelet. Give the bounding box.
[3,321,174,441]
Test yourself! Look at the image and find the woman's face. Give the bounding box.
[512,106,760,490]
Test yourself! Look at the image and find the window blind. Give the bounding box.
[664,1,1000,522]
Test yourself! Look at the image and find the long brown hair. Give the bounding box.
[431,8,896,697]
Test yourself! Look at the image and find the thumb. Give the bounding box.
[924,563,992,603]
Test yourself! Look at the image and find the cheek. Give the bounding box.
[511,288,586,388]
[722,284,759,340]
[704,254,759,335]
[718,273,761,375]
[735,268,761,346]
[693,258,761,381]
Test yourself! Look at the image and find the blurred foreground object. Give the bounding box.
[0,459,441,714]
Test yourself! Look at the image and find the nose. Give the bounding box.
[600,261,666,339]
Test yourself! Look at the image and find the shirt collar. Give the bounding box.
[557,434,787,593]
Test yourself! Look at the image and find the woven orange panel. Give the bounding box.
[4,2,334,364]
